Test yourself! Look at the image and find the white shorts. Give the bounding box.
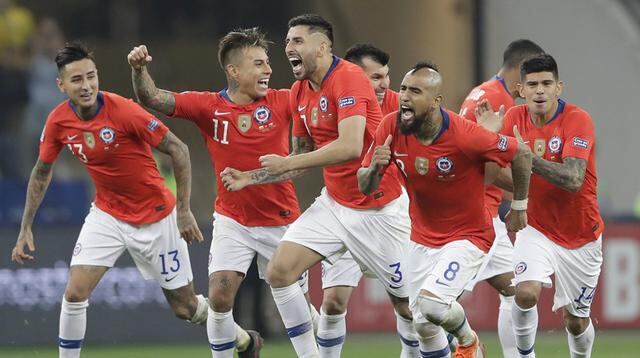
[283,188,410,298]
[321,251,363,289]
[464,216,514,291]
[71,205,193,290]
[512,225,603,317]
[209,213,308,292]
[408,240,485,323]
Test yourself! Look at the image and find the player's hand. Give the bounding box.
[513,125,525,144]
[176,209,204,244]
[220,167,251,192]
[127,45,153,70]
[12,228,35,265]
[259,154,289,175]
[475,99,505,133]
[505,209,527,233]
[372,135,393,170]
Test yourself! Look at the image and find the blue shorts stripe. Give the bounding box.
[58,338,83,349]
[317,335,345,347]
[210,341,236,351]
[398,334,419,347]
[420,346,451,358]
[518,345,535,355]
[286,321,312,338]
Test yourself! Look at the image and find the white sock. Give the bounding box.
[498,295,517,357]
[235,322,251,352]
[189,294,208,326]
[415,321,451,358]
[512,303,538,357]
[446,333,458,353]
[317,309,347,358]
[567,319,594,358]
[395,311,419,358]
[207,308,236,358]
[309,302,320,334]
[271,284,319,357]
[59,298,89,358]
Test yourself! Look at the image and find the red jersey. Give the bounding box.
[39,91,175,225]
[171,89,300,226]
[365,109,518,252]
[502,100,604,248]
[459,77,515,217]
[291,56,402,209]
[380,89,399,116]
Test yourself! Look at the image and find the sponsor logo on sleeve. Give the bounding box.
[572,137,589,149]
[147,119,160,132]
[497,134,508,151]
[338,96,355,108]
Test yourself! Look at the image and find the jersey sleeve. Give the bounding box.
[362,113,395,168]
[562,110,595,160]
[458,117,517,167]
[500,107,517,137]
[121,99,169,147]
[332,69,371,123]
[171,91,215,128]
[290,82,309,138]
[38,113,63,164]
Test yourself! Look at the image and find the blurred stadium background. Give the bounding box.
[1,0,639,356]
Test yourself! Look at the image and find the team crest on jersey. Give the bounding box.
[237,114,252,133]
[548,135,562,153]
[534,139,546,157]
[319,96,328,112]
[99,127,116,145]
[497,134,508,152]
[253,106,271,124]
[84,132,95,149]
[515,262,527,275]
[415,157,429,175]
[435,156,453,174]
[311,107,319,126]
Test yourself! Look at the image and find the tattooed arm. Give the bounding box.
[532,156,587,192]
[220,135,315,191]
[128,45,176,115]
[12,160,54,264]
[155,132,203,243]
[504,142,532,232]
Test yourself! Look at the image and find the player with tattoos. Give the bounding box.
[11,43,207,358]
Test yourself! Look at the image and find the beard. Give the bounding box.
[397,109,430,136]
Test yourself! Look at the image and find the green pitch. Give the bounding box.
[1,331,637,357]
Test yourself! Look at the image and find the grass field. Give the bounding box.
[1,331,637,357]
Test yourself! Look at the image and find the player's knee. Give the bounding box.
[64,286,91,302]
[414,320,442,340]
[208,277,237,312]
[515,286,539,309]
[417,294,449,326]
[563,311,589,335]
[266,259,296,288]
[171,301,196,321]
[390,298,412,321]
[321,293,348,315]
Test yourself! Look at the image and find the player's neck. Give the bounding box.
[531,100,559,127]
[308,55,334,91]
[496,67,519,99]
[227,80,257,105]
[415,110,442,145]
[73,102,99,121]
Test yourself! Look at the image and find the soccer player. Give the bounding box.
[358,62,532,358]
[498,54,603,358]
[127,28,316,357]
[459,39,544,357]
[221,14,418,358]
[345,43,398,114]
[10,43,207,358]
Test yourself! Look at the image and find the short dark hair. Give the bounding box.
[288,14,334,45]
[410,61,439,74]
[521,53,559,80]
[55,42,95,71]
[344,43,390,67]
[218,27,271,70]
[502,39,545,69]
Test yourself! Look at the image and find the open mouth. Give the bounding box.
[288,56,303,72]
[400,105,415,122]
[257,79,269,90]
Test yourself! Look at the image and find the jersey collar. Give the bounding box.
[530,99,565,126]
[68,92,104,120]
[219,88,235,104]
[432,107,450,144]
[493,75,511,96]
[320,55,340,86]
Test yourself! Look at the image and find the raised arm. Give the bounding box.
[128,45,176,116]
[220,135,315,191]
[155,131,203,243]
[12,160,54,264]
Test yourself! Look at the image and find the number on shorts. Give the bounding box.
[443,261,460,281]
[159,249,181,274]
[389,262,403,283]
[575,286,596,304]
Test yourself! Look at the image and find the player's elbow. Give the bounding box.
[342,140,363,161]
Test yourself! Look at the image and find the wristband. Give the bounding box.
[510,198,528,210]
